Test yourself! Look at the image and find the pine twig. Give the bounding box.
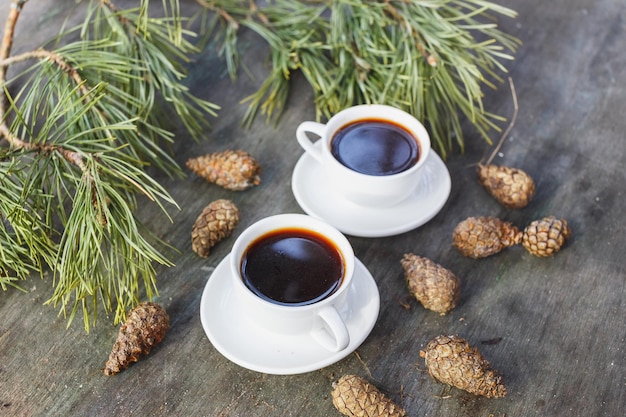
[0,0,28,115]
[0,1,27,79]
[0,123,87,171]
[0,47,96,173]
[1,49,92,101]
[485,77,518,165]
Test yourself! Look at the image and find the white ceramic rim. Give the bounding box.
[229,213,355,312]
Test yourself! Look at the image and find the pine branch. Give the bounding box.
[0,156,56,291]
[0,0,218,330]
[198,0,520,157]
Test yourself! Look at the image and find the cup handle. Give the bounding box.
[296,121,326,164]
[311,305,350,352]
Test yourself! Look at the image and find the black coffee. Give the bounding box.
[240,228,344,306]
[331,118,420,176]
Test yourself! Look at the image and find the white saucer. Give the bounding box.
[291,144,451,237]
[200,254,380,375]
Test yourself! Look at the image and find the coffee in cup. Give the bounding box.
[240,227,344,306]
[331,118,420,176]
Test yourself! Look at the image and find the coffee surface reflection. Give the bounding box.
[240,228,344,306]
[331,118,420,176]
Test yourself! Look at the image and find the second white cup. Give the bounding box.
[229,214,355,352]
[296,104,431,207]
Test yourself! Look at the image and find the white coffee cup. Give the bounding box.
[229,213,355,352]
[296,104,431,207]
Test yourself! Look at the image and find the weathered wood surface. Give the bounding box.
[1,1,625,416]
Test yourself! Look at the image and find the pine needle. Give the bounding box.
[0,0,217,330]
[199,0,521,158]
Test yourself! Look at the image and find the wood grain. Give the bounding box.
[1,1,625,416]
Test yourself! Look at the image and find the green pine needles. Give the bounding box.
[198,0,520,157]
[0,0,218,330]
[1,0,520,331]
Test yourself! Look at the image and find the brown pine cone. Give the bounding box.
[186,149,261,191]
[420,335,507,398]
[401,254,460,315]
[522,216,571,257]
[453,216,522,259]
[191,199,239,258]
[104,302,169,376]
[332,375,406,417]
[477,164,535,209]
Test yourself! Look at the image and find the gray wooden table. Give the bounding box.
[1,1,625,416]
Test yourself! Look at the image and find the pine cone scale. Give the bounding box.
[420,335,507,398]
[453,216,522,258]
[186,149,261,191]
[401,254,460,314]
[191,199,240,257]
[522,216,571,257]
[477,164,535,208]
[332,375,406,417]
[104,302,169,376]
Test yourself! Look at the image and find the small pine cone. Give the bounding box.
[522,216,571,257]
[104,302,169,376]
[401,254,460,315]
[420,335,507,398]
[453,216,522,259]
[332,375,407,417]
[191,199,239,258]
[477,164,535,209]
[186,149,261,191]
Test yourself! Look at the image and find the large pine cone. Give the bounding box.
[420,335,507,398]
[332,375,406,417]
[477,164,535,209]
[522,216,571,257]
[453,216,522,258]
[401,254,460,315]
[104,302,169,376]
[186,149,261,191]
[191,199,240,258]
